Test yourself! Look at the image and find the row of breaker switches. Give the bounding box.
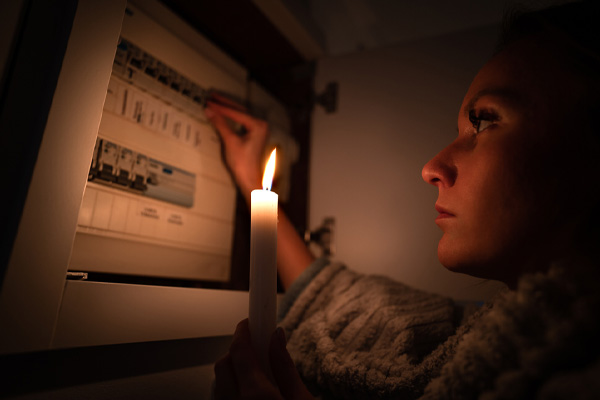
[113,37,206,109]
[89,138,148,191]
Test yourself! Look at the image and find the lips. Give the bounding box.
[435,204,455,220]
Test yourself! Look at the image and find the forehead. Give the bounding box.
[462,87,525,117]
[462,37,581,115]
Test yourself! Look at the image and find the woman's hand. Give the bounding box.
[205,101,268,198]
[214,319,314,400]
[206,98,315,289]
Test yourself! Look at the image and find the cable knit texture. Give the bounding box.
[279,261,600,399]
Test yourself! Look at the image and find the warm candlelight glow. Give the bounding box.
[250,147,278,377]
[262,148,276,191]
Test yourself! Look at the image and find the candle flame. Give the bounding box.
[262,148,276,191]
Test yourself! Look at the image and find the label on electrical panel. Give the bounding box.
[89,138,195,208]
[146,159,195,208]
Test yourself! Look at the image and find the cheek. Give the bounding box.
[437,143,544,273]
[482,141,555,245]
[511,136,571,220]
[438,187,526,273]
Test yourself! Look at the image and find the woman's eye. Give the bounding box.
[475,118,493,133]
[468,109,497,134]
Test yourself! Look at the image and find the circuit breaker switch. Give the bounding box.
[131,153,148,191]
[115,147,135,185]
[98,140,119,182]
[132,175,147,191]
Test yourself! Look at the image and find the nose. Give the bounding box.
[422,143,457,188]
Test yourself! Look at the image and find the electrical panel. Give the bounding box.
[69,31,238,282]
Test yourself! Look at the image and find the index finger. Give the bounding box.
[214,353,238,399]
[229,319,266,388]
[208,92,247,111]
[206,102,266,131]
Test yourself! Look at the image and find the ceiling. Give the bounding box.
[158,0,572,103]
[161,0,572,62]
[308,0,575,56]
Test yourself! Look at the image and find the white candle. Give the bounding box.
[249,148,278,375]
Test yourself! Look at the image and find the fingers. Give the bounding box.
[214,353,238,399]
[205,102,268,154]
[205,106,240,146]
[227,319,285,399]
[229,319,266,391]
[269,328,315,400]
[204,101,269,195]
[216,320,308,400]
[206,102,268,133]
[208,92,247,111]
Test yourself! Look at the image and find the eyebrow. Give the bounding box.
[463,88,526,116]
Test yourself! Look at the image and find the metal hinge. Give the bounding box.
[314,82,338,114]
[305,217,335,257]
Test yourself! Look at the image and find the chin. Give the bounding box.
[437,237,466,271]
[439,256,494,281]
[438,254,471,275]
[437,237,523,287]
[437,240,496,280]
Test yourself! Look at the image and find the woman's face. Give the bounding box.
[422,37,597,286]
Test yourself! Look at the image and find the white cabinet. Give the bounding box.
[0,0,255,355]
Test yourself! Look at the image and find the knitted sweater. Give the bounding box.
[278,259,600,399]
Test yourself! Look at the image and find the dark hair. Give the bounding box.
[497,1,600,72]
[498,1,600,251]
[499,1,600,136]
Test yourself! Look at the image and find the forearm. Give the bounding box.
[276,210,315,290]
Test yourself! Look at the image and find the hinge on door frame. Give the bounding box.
[313,82,338,114]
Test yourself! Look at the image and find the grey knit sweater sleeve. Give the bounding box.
[278,261,461,399]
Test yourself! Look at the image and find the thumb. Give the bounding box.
[269,328,314,400]
[207,110,236,144]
